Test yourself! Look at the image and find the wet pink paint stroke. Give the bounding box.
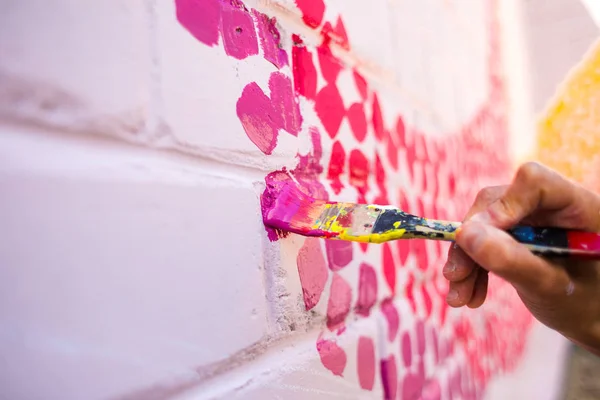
[381,299,399,342]
[380,355,397,400]
[355,263,377,317]
[220,1,259,60]
[175,0,221,46]
[357,337,376,391]
[326,273,352,330]
[253,10,288,69]
[325,240,353,271]
[296,238,329,310]
[317,338,347,377]
[236,82,280,155]
[269,72,303,136]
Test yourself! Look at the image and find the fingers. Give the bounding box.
[446,266,479,307]
[473,162,600,231]
[444,185,507,307]
[467,269,488,308]
[456,221,570,296]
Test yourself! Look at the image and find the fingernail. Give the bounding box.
[446,289,459,302]
[469,211,491,224]
[443,261,456,275]
[459,222,486,252]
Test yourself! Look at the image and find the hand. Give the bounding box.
[443,162,600,354]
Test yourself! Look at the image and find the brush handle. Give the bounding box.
[505,225,600,259]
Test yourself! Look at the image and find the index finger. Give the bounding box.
[478,162,600,232]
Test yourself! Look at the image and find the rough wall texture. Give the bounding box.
[0,0,563,399]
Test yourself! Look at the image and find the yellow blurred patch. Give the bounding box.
[535,39,600,192]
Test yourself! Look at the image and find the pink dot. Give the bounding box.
[296,238,329,310]
[325,240,353,271]
[347,103,367,142]
[357,337,376,390]
[315,84,346,139]
[422,380,442,400]
[220,3,259,60]
[355,263,377,317]
[317,338,347,376]
[269,72,303,136]
[386,132,399,170]
[236,82,279,155]
[402,372,424,400]
[253,11,288,69]
[422,285,433,318]
[326,273,352,330]
[175,0,221,47]
[401,331,412,367]
[378,302,397,345]
[380,355,398,400]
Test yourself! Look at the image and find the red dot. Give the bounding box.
[347,103,367,142]
[382,243,396,294]
[357,337,376,390]
[349,149,370,196]
[295,0,325,28]
[333,17,350,50]
[315,84,345,139]
[292,44,318,100]
[317,36,343,83]
[386,132,399,170]
[326,273,352,330]
[422,285,433,317]
[372,94,385,141]
[327,141,346,194]
[353,70,368,100]
[355,263,378,317]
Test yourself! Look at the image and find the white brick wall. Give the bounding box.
[0,0,577,399]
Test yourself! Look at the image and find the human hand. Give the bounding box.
[443,162,600,354]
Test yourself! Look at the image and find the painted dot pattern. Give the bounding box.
[177,0,534,398]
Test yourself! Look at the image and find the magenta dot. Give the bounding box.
[416,320,426,355]
[401,332,412,367]
[380,355,397,400]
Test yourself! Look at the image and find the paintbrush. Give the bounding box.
[262,180,600,259]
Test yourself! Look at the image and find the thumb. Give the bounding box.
[456,221,569,295]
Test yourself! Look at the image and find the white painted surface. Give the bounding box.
[484,322,569,400]
[0,0,583,399]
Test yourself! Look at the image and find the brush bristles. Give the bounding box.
[262,180,330,236]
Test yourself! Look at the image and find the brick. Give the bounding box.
[0,0,151,139]
[0,124,267,400]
